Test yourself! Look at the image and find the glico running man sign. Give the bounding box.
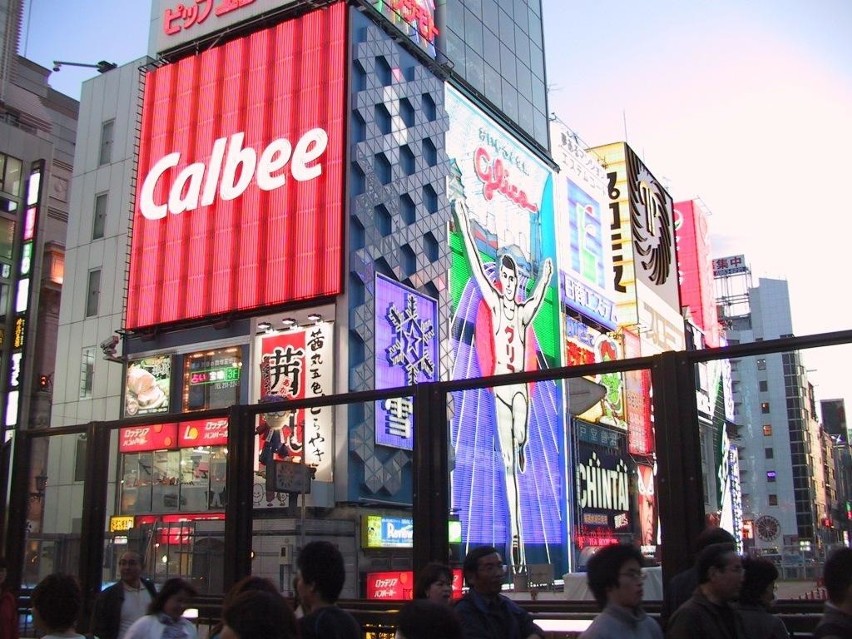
[126,4,346,330]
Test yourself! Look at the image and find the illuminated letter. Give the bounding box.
[220,132,256,201]
[169,161,206,214]
[200,136,228,207]
[292,128,328,182]
[140,152,181,220]
[257,138,293,191]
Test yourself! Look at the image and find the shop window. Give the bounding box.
[183,347,242,412]
[80,347,95,399]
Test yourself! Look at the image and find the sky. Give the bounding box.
[18,1,852,410]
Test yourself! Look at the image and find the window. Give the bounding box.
[769,494,778,506]
[757,358,767,370]
[74,435,88,482]
[766,471,777,482]
[759,380,768,392]
[80,347,95,398]
[763,424,773,436]
[92,193,107,239]
[765,448,774,459]
[99,119,115,165]
[86,269,101,316]
[761,402,770,414]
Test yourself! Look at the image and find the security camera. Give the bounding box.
[53,65,61,72]
[100,335,120,351]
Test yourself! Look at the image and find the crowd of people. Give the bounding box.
[3,536,852,639]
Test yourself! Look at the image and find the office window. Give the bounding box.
[769,494,778,506]
[80,347,95,398]
[86,269,101,317]
[757,358,767,370]
[99,119,115,165]
[761,402,770,414]
[763,424,772,436]
[759,380,768,392]
[765,448,774,459]
[766,471,777,482]
[74,435,88,482]
[92,193,107,239]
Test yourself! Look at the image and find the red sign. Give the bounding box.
[178,418,229,447]
[365,569,463,600]
[136,513,225,544]
[127,4,346,330]
[119,423,179,452]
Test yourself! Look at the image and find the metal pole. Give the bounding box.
[224,404,254,590]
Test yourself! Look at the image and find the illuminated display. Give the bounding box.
[178,418,229,447]
[374,275,437,450]
[362,515,414,548]
[20,242,32,277]
[636,462,657,551]
[127,5,346,330]
[365,569,463,600]
[372,0,438,58]
[446,86,565,572]
[109,516,135,532]
[183,348,242,412]
[125,356,171,417]
[13,317,25,349]
[256,322,334,484]
[119,423,179,453]
[622,329,653,456]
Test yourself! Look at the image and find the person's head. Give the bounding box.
[223,575,279,607]
[221,590,298,639]
[395,599,462,639]
[499,254,518,301]
[740,556,779,607]
[696,542,743,603]
[118,550,143,586]
[462,546,505,596]
[585,543,646,610]
[32,573,82,632]
[413,562,453,604]
[823,547,852,607]
[296,541,346,609]
[149,577,197,619]
[693,526,736,554]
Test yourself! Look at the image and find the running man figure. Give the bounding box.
[453,197,553,571]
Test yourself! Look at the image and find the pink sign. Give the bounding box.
[119,423,178,452]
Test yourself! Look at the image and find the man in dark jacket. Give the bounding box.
[815,547,852,639]
[454,546,544,639]
[90,551,157,639]
[666,543,746,639]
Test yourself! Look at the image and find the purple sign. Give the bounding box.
[374,275,438,450]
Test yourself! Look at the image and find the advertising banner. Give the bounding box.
[178,418,228,447]
[365,569,463,600]
[446,85,564,572]
[119,423,179,453]
[183,347,242,412]
[362,514,414,548]
[712,255,748,277]
[124,356,171,417]
[151,0,299,55]
[256,322,334,483]
[127,4,346,329]
[622,329,653,456]
[372,0,438,58]
[374,275,438,450]
[636,462,658,551]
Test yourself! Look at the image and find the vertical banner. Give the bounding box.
[256,323,333,482]
[374,275,438,450]
[446,86,564,572]
[125,356,171,417]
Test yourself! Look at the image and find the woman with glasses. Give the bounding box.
[580,543,662,639]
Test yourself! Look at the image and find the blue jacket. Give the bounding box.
[454,590,543,639]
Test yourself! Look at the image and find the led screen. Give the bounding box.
[374,275,438,450]
[127,4,346,329]
[446,86,565,572]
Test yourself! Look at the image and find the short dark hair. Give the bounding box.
[414,562,453,600]
[32,573,82,631]
[823,547,852,604]
[500,254,516,273]
[695,543,738,584]
[297,541,346,603]
[462,546,500,586]
[585,544,645,608]
[211,575,281,638]
[149,577,197,615]
[693,527,736,553]
[739,556,778,605]
[396,600,462,639]
[223,590,299,639]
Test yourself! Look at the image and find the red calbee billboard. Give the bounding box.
[126,4,346,330]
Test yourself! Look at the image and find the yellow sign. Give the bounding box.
[109,516,135,532]
[14,317,25,349]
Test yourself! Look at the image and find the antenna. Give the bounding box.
[52,60,117,74]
